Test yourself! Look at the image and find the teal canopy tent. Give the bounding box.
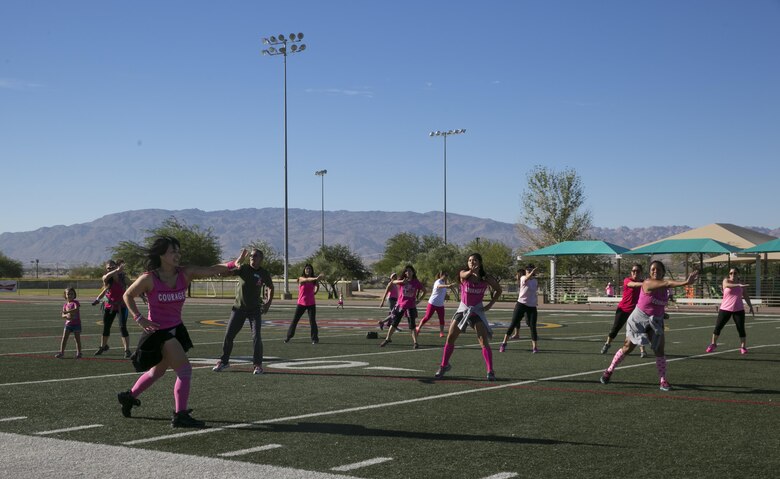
[741,238,780,254]
[523,241,630,303]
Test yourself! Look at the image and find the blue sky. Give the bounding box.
[2,0,779,235]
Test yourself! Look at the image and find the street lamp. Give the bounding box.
[263,32,307,299]
[428,129,466,244]
[315,169,327,248]
[30,259,39,278]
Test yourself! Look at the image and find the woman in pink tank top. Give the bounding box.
[284,264,324,344]
[117,235,245,428]
[600,260,698,392]
[705,268,754,355]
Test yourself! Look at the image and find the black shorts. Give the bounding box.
[131,323,193,372]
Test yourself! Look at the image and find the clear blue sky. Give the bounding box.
[2,0,779,235]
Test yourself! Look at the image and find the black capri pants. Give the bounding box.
[608,308,632,340]
[713,309,747,338]
[102,306,129,338]
[506,302,539,341]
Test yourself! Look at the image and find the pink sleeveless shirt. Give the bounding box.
[636,286,668,317]
[297,281,316,306]
[720,285,744,312]
[146,269,187,329]
[63,300,81,327]
[461,278,488,307]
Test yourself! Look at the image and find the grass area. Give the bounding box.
[1,299,779,478]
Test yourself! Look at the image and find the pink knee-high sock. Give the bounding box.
[441,343,455,367]
[130,367,166,398]
[607,349,626,373]
[655,356,667,381]
[173,363,192,413]
[481,347,494,373]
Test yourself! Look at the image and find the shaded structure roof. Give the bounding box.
[524,240,630,257]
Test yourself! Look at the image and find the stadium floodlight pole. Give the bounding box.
[428,129,466,244]
[263,32,306,299]
[315,169,327,248]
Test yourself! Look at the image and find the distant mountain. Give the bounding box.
[1,208,777,267]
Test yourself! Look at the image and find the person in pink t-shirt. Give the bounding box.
[284,264,324,344]
[600,260,698,392]
[117,236,244,428]
[55,288,83,359]
[499,264,540,354]
[379,264,426,349]
[600,263,647,357]
[705,268,754,355]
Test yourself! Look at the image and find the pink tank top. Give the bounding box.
[460,278,488,307]
[105,277,126,310]
[636,286,668,317]
[63,300,81,326]
[297,281,316,306]
[517,276,538,307]
[146,269,187,329]
[388,284,399,300]
[720,285,744,312]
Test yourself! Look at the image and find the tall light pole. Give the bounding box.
[315,169,327,248]
[428,129,466,244]
[263,32,306,299]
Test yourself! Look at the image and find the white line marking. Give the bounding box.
[121,342,780,446]
[218,443,283,457]
[331,457,393,471]
[364,366,423,371]
[481,473,519,479]
[0,416,27,422]
[34,424,103,435]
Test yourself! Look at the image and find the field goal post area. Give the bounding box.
[191,279,239,299]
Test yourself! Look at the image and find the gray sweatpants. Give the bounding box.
[219,307,263,365]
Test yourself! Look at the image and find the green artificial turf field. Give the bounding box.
[1,298,778,478]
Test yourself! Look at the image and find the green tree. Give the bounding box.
[518,165,593,249]
[307,244,369,298]
[0,251,24,278]
[373,232,423,275]
[111,217,222,275]
[414,243,463,285]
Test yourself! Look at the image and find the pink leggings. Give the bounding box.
[418,304,445,329]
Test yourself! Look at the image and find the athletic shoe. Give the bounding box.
[124,350,132,359]
[659,379,671,392]
[640,349,647,358]
[91,299,100,306]
[312,338,319,344]
[599,371,612,384]
[94,345,109,356]
[705,343,717,353]
[379,339,391,347]
[171,409,205,429]
[740,347,748,355]
[487,371,496,381]
[117,390,140,418]
[600,343,611,354]
[54,352,64,359]
[439,332,445,338]
[414,327,420,335]
[75,352,82,359]
[532,347,539,354]
[434,364,452,379]
[499,343,507,353]
[413,343,419,349]
[253,365,264,375]
[283,338,291,343]
[212,361,230,372]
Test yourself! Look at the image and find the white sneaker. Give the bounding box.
[212,361,229,372]
[253,365,264,375]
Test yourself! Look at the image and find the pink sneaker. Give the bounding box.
[705,343,717,353]
[659,379,671,391]
[499,343,507,353]
[740,347,748,355]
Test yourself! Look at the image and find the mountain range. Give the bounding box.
[1,208,778,267]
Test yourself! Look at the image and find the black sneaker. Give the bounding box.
[312,338,319,344]
[94,345,109,356]
[117,390,140,418]
[171,409,206,428]
[600,343,611,354]
[600,371,612,384]
[434,364,451,379]
[124,350,132,359]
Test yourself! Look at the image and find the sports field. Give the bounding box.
[1,298,779,478]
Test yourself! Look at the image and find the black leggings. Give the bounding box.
[608,308,632,340]
[713,309,746,338]
[102,307,129,338]
[506,303,538,341]
[287,305,318,340]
